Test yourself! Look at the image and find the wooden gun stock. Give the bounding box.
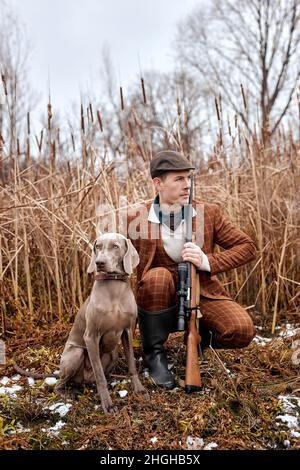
[185,262,202,394]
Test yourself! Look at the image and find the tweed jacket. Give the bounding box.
[126,200,257,300]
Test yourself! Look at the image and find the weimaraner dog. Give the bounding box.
[55,233,149,414]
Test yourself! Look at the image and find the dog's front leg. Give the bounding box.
[84,330,117,414]
[121,328,149,400]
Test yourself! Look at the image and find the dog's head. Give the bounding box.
[87,233,139,275]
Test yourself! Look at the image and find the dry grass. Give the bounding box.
[0,106,299,331]
[0,91,299,450]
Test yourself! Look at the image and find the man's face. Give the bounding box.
[153,170,192,206]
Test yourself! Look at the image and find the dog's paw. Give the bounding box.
[131,376,150,400]
[106,404,118,414]
[100,391,117,414]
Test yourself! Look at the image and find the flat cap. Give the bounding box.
[150,150,195,178]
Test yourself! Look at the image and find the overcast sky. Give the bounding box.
[10,0,200,120]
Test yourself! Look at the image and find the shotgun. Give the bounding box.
[177,175,202,393]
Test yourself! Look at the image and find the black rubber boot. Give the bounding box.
[138,305,178,390]
[200,329,225,356]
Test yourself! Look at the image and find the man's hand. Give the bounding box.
[181,242,207,270]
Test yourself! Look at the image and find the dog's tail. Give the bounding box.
[12,357,59,379]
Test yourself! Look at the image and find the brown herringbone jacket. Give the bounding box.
[126,200,257,300]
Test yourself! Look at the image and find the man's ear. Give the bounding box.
[87,240,97,273]
[123,239,139,275]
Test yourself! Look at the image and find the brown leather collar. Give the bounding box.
[95,272,129,282]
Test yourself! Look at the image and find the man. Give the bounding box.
[126,150,257,390]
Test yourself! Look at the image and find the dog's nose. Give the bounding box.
[96,259,106,268]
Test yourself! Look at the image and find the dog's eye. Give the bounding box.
[113,244,119,249]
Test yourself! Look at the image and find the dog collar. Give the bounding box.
[95,273,129,282]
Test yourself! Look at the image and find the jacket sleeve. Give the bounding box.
[206,204,257,276]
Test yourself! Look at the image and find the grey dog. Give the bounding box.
[55,233,149,414]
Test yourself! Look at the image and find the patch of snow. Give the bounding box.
[204,442,218,450]
[11,374,21,381]
[283,440,290,448]
[0,376,10,386]
[0,384,22,397]
[44,377,57,386]
[278,324,300,338]
[42,420,65,436]
[252,335,272,346]
[118,390,128,398]
[27,377,35,386]
[143,370,149,378]
[150,436,158,444]
[9,422,31,435]
[276,414,299,429]
[186,436,204,450]
[279,395,300,412]
[110,380,120,388]
[276,395,300,437]
[47,402,72,417]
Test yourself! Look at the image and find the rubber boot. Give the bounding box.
[138,305,178,389]
[200,329,225,357]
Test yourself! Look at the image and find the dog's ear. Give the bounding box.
[87,240,97,273]
[123,238,139,275]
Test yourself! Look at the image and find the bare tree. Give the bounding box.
[175,0,300,139]
[0,0,34,156]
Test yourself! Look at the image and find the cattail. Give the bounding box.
[40,130,44,152]
[141,77,147,104]
[227,113,231,137]
[120,86,124,111]
[128,120,134,139]
[71,133,76,152]
[176,97,182,117]
[47,102,52,131]
[215,97,220,122]
[26,138,30,163]
[52,140,56,162]
[1,73,7,96]
[97,110,103,132]
[89,102,94,123]
[240,84,247,110]
[184,111,188,128]
[80,104,85,133]
[27,112,30,135]
[17,138,21,156]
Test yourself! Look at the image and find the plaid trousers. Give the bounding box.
[137,232,255,349]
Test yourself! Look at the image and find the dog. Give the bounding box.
[55,233,149,414]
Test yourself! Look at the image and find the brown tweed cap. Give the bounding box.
[150,150,195,178]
